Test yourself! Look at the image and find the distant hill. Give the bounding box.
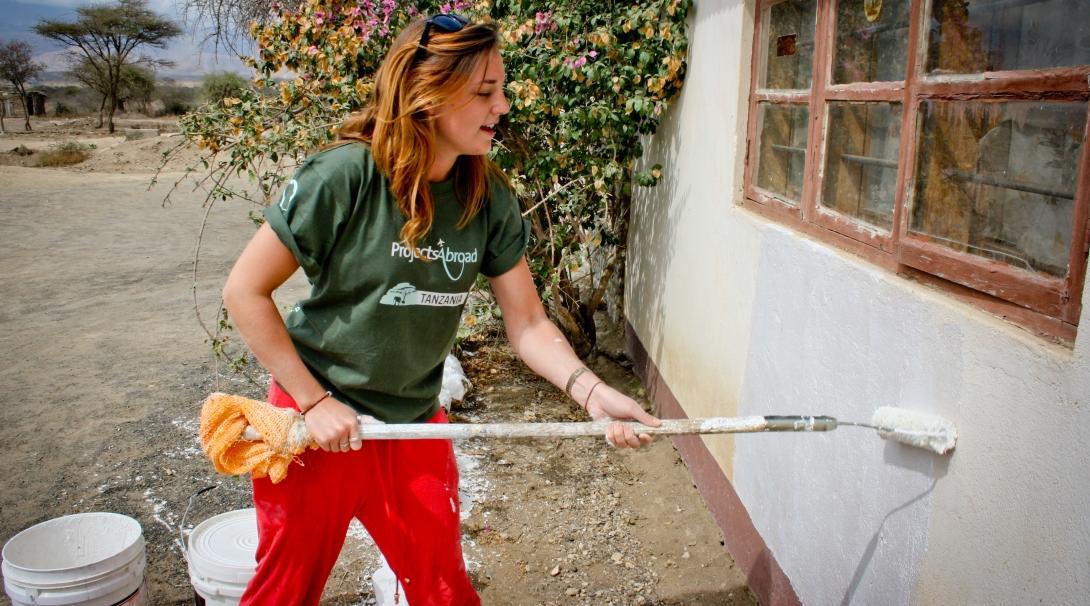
[36,70,210,88]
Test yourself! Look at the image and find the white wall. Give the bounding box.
[626,1,1090,604]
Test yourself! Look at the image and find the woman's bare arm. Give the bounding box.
[222,223,362,452]
[488,259,659,448]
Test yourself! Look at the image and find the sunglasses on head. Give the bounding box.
[414,13,469,62]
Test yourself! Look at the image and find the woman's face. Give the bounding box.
[433,49,510,164]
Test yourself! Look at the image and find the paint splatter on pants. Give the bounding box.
[240,381,480,606]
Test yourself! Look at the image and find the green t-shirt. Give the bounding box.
[264,142,528,423]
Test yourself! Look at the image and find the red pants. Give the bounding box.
[240,382,479,606]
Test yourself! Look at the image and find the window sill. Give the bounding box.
[738,196,1078,346]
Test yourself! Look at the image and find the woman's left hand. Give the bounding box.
[585,384,661,449]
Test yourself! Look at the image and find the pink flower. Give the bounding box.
[534,11,555,34]
[307,45,319,55]
[564,51,596,71]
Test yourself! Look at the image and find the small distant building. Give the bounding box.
[0,88,23,118]
[26,91,46,116]
[0,88,47,118]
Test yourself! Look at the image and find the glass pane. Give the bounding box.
[755,102,810,204]
[821,102,903,229]
[912,100,1086,277]
[927,0,1090,74]
[761,0,818,89]
[833,0,911,83]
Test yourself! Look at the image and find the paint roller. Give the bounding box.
[241,405,957,455]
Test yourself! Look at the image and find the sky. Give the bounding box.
[1,0,251,83]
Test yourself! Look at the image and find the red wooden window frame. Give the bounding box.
[742,0,1090,342]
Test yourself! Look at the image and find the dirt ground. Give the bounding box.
[0,117,755,605]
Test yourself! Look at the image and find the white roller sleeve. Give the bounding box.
[871,406,958,455]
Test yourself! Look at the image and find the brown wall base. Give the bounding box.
[626,322,802,606]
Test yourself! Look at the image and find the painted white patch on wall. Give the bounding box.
[733,227,946,605]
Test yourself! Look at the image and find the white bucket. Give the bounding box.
[186,508,258,606]
[1,512,147,606]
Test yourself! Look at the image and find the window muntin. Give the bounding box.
[760,0,818,89]
[744,0,1090,337]
[911,100,1086,277]
[756,103,810,204]
[821,102,903,229]
[833,0,911,83]
[926,0,1090,74]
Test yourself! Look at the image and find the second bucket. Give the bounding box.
[187,508,259,606]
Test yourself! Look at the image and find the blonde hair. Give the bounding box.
[337,17,507,253]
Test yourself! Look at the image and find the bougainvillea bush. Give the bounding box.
[177,0,690,355]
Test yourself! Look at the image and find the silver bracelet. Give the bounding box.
[564,367,589,399]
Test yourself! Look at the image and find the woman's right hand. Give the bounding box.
[303,397,364,453]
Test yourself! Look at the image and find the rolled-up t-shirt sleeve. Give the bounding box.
[481,184,530,277]
[264,161,349,281]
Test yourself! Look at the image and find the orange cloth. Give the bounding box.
[199,392,314,484]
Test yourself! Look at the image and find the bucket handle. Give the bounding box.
[178,485,218,564]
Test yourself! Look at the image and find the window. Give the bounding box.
[743,0,1090,340]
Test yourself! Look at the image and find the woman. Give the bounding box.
[223,13,659,605]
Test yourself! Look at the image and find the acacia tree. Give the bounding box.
[199,71,249,104]
[36,0,180,133]
[178,0,689,357]
[69,58,160,125]
[123,64,157,114]
[0,40,45,132]
[182,0,303,55]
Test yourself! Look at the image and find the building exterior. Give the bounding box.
[0,89,46,119]
[27,91,47,116]
[0,90,24,119]
[625,0,1090,604]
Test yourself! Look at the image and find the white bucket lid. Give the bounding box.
[187,508,258,586]
[1,513,144,587]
